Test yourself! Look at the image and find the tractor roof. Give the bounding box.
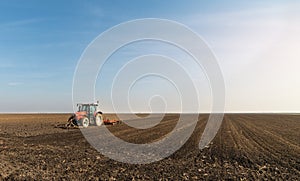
[77,103,98,106]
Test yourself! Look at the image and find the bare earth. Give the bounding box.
[0,114,299,180]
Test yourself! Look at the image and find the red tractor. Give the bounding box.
[67,102,120,128]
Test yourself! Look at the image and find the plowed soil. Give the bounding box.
[0,114,299,180]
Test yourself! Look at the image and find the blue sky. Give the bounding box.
[0,0,299,113]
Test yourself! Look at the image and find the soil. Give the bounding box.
[0,114,299,180]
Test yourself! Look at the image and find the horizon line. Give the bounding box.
[0,111,299,114]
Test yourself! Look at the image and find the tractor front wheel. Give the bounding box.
[95,114,103,126]
[80,117,89,128]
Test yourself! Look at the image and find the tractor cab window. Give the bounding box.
[90,106,96,114]
[78,105,88,112]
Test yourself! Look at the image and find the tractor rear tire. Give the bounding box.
[95,114,103,126]
[80,117,89,128]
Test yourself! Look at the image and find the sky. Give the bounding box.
[0,0,299,113]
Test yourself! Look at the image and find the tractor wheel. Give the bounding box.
[80,117,89,128]
[95,114,103,126]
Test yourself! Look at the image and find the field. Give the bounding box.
[0,114,299,180]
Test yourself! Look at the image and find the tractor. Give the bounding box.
[67,101,120,128]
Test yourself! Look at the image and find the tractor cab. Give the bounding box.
[78,104,97,117]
